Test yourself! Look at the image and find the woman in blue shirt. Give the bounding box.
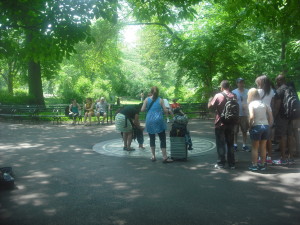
[141,86,173,163]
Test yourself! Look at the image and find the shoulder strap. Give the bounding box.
[147,97,157,111]
[221,92,229,101]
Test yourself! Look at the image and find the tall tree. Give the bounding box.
[0,0,118,104]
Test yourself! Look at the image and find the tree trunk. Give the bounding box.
[26,31,44,105]
[280,29,288,76]
[28,60,44,105]
[7,62,13,95]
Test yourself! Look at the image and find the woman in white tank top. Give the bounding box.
[247,88,273,171]
[255,75,275,164]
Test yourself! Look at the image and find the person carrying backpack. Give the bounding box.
[208,80,239,169]
[273,75,298,165]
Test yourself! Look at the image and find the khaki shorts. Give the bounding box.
[234,116,249,134]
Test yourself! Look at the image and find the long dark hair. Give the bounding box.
[150,86,159,102]
[255,75,271,95]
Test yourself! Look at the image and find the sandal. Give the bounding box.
[163,157,173,163]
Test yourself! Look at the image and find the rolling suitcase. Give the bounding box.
[170,137,188,161]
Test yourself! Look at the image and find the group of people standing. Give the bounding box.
[208,74,299,171]
[116,87,181,163]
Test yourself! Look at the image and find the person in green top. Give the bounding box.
[69,99,81,125]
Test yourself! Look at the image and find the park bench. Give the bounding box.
[0,105,15,120]
[0,105,41,122]
[179,103,210,119]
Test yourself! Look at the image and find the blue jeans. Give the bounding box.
[215,125,235,167]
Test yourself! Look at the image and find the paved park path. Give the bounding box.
[0,119,299,225]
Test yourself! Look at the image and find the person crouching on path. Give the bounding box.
[247,88,273,171]
[115,104,143,151]
[208,80,236,169]
[141,86,173,163]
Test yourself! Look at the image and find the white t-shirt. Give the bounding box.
[232,88,249,116]
[248,100,270,126]
[257,89,275,110]
[163,99,170,108]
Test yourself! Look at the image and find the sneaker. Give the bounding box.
[288,159,295,165]
[248,164,258,171]
[229,166,236,170]
[214,164,224,169]
[188,146,193,150]
[257,157,261,164]
[272,159,288,165]
[242,146,251,152]
[258,163,267,171]
[266,158,273,165]
[233,146,238,152]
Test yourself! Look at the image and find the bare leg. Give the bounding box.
[266,139,272,158]
[88,112,92,125]
[151,147,156,160]
[96,113,100,123]
[242,132,247,146]
[279,135,287,159]
[259,140,267,164]
[251,141,259,164]
[102,113,106,124]
[123,132,128,148]
[84,113,88,124]
[288,134,296,159]
[161,148,167,159]
[127,132,133,149]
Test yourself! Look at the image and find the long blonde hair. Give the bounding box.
[247,88,261,104]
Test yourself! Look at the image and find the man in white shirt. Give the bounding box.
[96,97,109,125]
[232,78,250,152]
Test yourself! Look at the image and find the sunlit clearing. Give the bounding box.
[120,26,140,44]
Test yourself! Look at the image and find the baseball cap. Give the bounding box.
[236,78,244,83]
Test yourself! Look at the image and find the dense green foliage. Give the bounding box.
[1,0,299,104]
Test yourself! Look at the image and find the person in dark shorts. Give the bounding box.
[273,75,295,165]
[247,88,273,171]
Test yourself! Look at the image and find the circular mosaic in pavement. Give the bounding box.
[93,136,215,159]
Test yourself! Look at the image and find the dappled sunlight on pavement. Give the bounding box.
[0,120,299,225]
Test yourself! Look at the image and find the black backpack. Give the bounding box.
[170,123,187,137]
[283,86,300,120]
[220,93,239,124]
